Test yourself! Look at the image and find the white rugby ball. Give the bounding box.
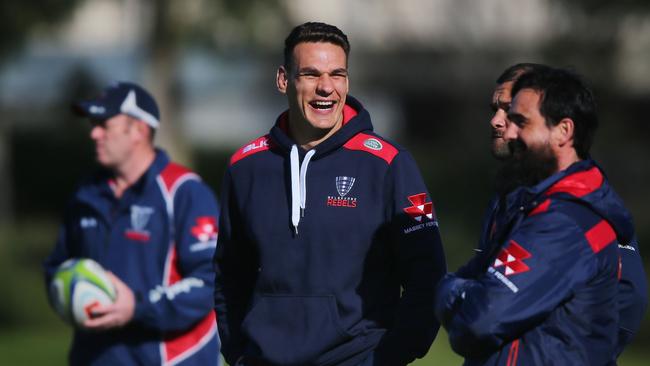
[49,258,116,327]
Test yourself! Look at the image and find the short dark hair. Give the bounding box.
[511,67,598,159]
[496,63,551,84]
[283,22,350,70]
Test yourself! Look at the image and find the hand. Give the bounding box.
[434,273,467,327]
[83,272,136,330]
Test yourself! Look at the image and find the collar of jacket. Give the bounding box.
[268,95,373,159]
[502,159,597,216]
[76,148,170,208]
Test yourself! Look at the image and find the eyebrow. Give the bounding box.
[297,67,348,75]
[507,112,525,124]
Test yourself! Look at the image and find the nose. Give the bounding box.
[316,74,334,96]
[90,125,104,140]
[490,109,507,131]
[503,120,519,141]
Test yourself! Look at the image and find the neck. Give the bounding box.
[555,148,581,173]
[288,113,343,150]
[112,147,156,198]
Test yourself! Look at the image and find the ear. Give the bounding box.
[553,117,575,147]
[276,66,288,94]
[132,120,151,142]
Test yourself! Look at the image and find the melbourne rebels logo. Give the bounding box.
[336,176,355,197]
[327,176,358,208]
[125,205,154,242]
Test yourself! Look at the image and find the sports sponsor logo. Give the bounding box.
[488,266,519,293]
[403,193,438,234]
[404,193,434,222]
[125,205,154,242]
[492,240,531,276]
[242,138,268,154]
[363,138,383,151]
[80,217,98,229]
[149,277,205,303]
[327,176,358,208]
[189,216,218,252]
[619,243,636,252]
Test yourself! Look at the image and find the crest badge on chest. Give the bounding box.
[125,205,154,242]
[327,176,358,208]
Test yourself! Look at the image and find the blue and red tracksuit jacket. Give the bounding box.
[213,96,447,366]
[465,166,648,359]
[43,150,221,366]
[436,159,637,366]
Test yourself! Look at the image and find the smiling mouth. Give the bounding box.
[309,100,336,110]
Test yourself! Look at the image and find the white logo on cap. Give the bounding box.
[120,90,159,128]
[89,105,105,114]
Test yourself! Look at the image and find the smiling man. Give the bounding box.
[213,22,446,366]
[435,67,642,365]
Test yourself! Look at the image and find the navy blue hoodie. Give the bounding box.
[214,97,447,366]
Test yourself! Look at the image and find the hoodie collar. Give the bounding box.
[269,95,373,158]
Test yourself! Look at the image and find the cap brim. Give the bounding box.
[73,100,119,121]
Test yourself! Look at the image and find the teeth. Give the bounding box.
[312,100,334,109]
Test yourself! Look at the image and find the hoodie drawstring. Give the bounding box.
[290,145,316,235]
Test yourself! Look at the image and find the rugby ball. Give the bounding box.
[49,258,116,327]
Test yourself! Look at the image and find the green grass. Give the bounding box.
[0,327,70,366]
[1,326,646,366]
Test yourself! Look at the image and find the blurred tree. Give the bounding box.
[141,0,287,165]
[0,0,83,225]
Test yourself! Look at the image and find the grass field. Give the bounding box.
[0,326,646,366]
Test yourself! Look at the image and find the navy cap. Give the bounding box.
[75,81,160,128]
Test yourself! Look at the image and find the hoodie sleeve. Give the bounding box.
[132,179,220,332]
[436,208,619,359]
[373,150,447,366]
[616,236,649,356]
[213,168,259,365]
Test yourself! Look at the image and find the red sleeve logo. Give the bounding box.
[404,193,435,222]
[190,217,218,242]
[493,240,531,276]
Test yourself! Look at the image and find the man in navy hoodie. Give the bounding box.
[436,67,638,365]
[44,82,221,365]
[213,22,447,366]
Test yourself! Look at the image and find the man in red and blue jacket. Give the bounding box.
[436,67,633,365]
[213,22,446,366]
[43,82,220,366]
[481,63,648,359]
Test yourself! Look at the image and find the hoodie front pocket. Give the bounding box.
[242,294,352,365]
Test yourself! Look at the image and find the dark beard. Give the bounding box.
[494,139,558,197]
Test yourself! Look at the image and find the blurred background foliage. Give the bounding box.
[0,0,648,364]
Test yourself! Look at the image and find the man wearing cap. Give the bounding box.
[43,81,221,366]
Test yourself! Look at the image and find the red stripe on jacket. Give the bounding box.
[585,220,616,253]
